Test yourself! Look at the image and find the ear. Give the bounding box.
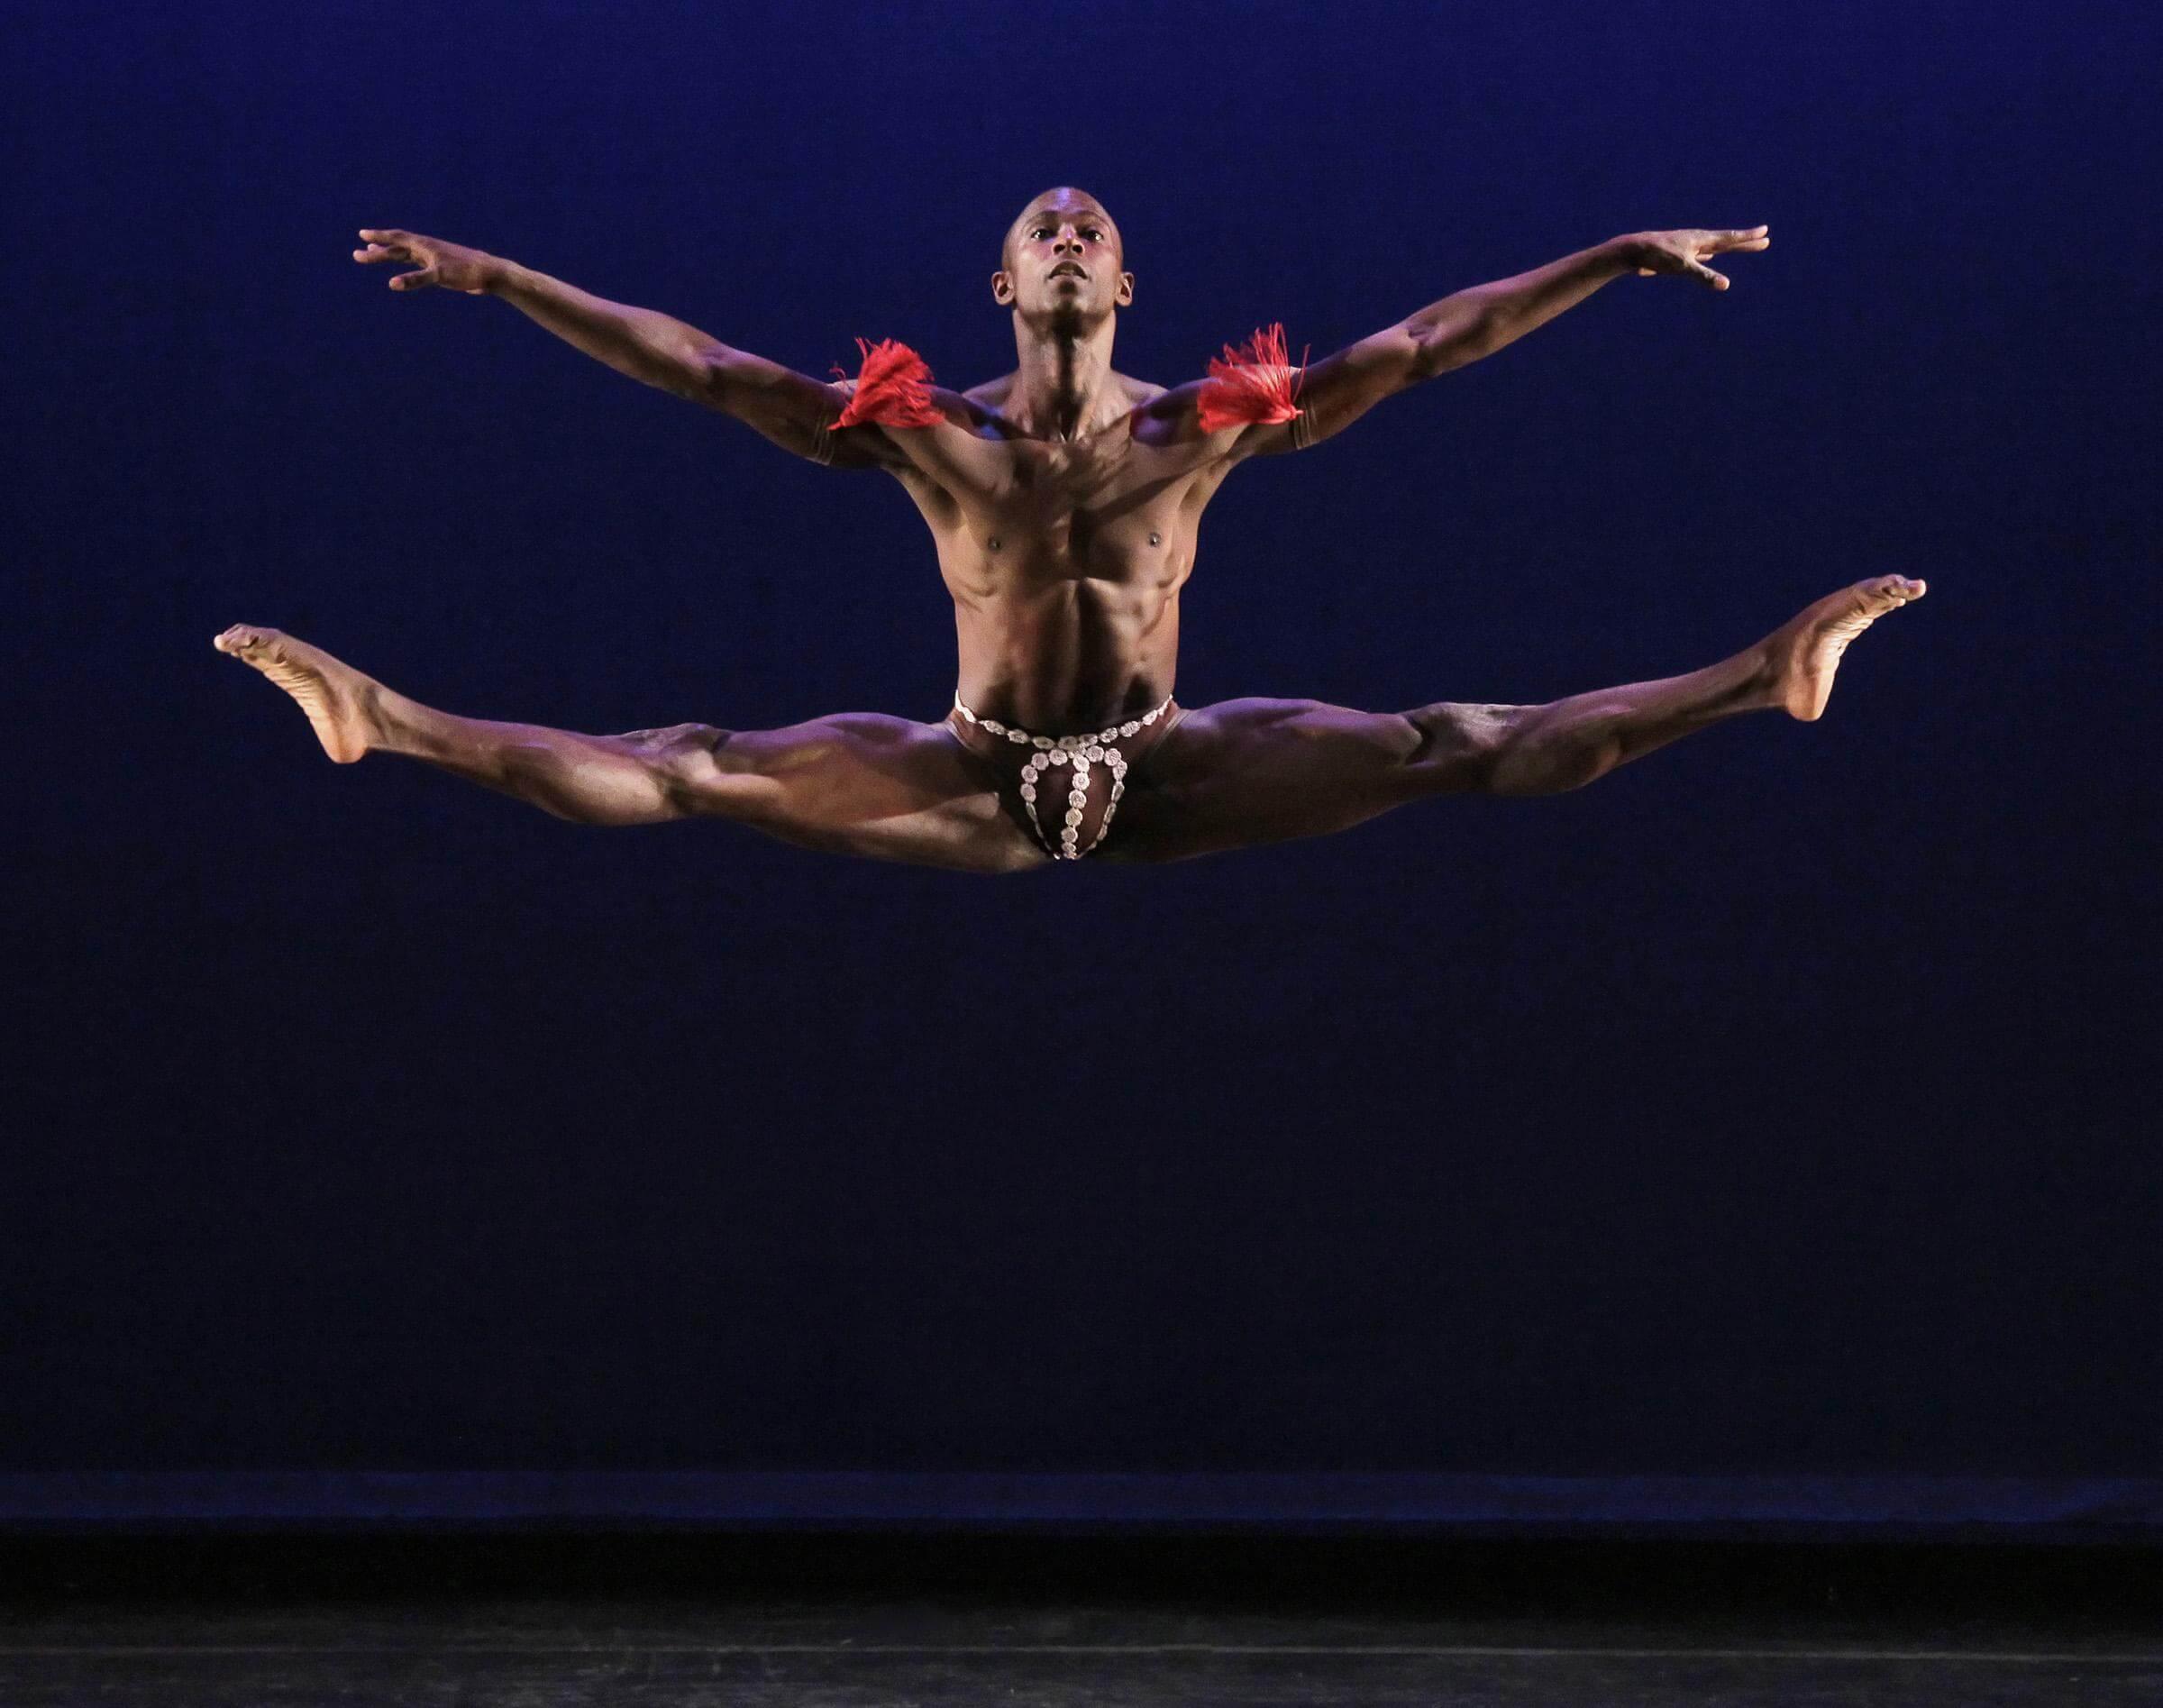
[1115,269,1135,307]
[991,269,1016,306]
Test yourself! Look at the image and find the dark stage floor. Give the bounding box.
[2,1533,2158,1704]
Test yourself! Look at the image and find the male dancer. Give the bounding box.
[218,188,1923,871]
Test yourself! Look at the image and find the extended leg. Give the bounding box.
[213,625,1045,872]
[1102,575,1926,863]
[214,623,744,823]
[1472,571,1926,794]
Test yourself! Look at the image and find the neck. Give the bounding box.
[1009,312,1119,439]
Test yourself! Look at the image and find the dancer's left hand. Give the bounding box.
[1621,227,1771,291]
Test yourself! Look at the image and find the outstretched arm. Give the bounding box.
[1217,225,1770,457]
[352,228,896,469]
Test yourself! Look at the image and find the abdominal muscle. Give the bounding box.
[943,553,1189,735]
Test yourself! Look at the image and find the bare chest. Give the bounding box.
[958,436,1207,590]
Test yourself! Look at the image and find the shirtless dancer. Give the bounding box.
[217,188,1923,872]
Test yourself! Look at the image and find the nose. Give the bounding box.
[1054,226,1083,255]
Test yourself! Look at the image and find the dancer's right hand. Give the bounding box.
[352,229,500,294]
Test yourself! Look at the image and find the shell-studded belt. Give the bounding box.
[950,692,1177,861]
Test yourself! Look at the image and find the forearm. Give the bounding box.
[485,260,725,396]
[1404,235,1636,375]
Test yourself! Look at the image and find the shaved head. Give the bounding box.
[993,186,1134,329]
[1003,187,1123,269]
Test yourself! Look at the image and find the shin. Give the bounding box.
[370,688,723,827]
[1481,644,1775,797]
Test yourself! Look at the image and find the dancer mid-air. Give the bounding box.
[218,187,1923,870]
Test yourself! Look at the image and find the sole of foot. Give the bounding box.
[214,624,375,763]
[1774,574,1928,722]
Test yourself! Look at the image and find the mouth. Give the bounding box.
[1049,264,1087,280]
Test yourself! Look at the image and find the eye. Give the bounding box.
[1083,227,1104,241]
[1031,226,1052,239]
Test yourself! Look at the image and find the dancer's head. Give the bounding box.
[993,187,1133,329]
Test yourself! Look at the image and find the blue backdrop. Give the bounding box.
[5,0,2157,1526]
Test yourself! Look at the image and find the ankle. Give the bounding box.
[359,681,424,754]
[1739,644,1783,710]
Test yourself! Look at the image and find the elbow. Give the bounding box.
[660,352,729,407]
[1409,334,1479,381]
[1409,308,1497,379]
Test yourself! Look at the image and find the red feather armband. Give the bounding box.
[831,337,945,429]
[1196,323,1308,433]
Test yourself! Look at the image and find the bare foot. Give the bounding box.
[1765,574,1928,722]
[213,625,381,763]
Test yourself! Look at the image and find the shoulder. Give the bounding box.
[958,374,1021,433]
[1127,373,1215,448]
[1118,372,1170,412]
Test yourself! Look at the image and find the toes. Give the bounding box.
[1859,574,1924,607]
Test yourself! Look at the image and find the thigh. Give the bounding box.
[640,712,1047,874]
[1100,697,1506,865]
[1097,698,1419,863]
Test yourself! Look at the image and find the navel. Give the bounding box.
[1149,532,1162,547]
[988,536,1003,552]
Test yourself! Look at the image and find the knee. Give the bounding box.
[570,722,736,822]
[617,721,728,760]
[633,723,744,816]
[1401,701,1523,793]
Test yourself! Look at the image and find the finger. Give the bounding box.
[1711,225,1772,252]
[352,243,401,264]
[357,229,411,244]
[388,267,438,290]
[1686,261,1729,289]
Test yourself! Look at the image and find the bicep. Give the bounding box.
[1239,329,1421,458]
[853,386,1011,494]
[680,348,896,470]
[1138,331,1424,463]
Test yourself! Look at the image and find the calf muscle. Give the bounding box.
[379,704,737,827]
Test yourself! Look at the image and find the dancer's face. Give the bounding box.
[993,189,1133,326]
